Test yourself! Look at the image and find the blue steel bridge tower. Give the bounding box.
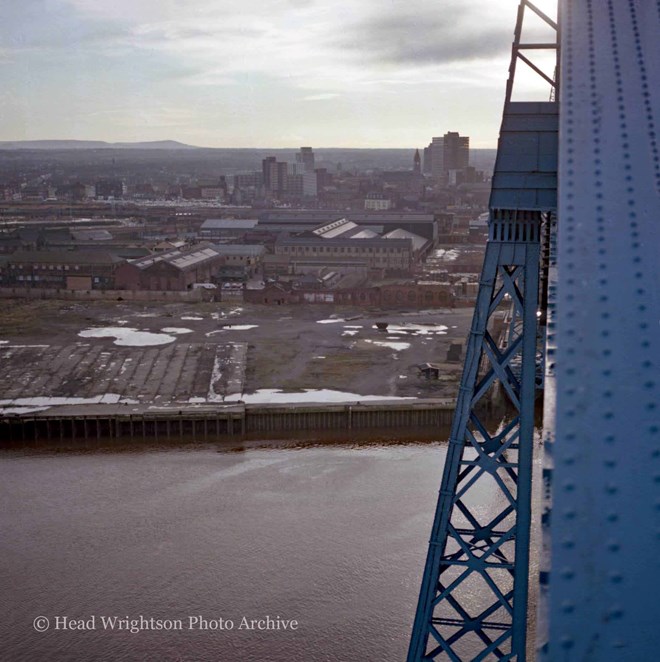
[409,0,660,659]
[408,1,559,659]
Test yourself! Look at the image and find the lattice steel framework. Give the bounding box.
[408,2,558,659]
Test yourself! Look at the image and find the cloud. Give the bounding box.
[103,0,522,92]
[335,14,511,66]
[0,1,520,90]
[326,0,535,68]
[303,93,340,101]
[0,0,557,146]
[0,1,129,56]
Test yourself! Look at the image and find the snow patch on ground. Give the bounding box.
[161,327,193,334]
[206,325,258,336]
[79,327,176,346]
[224,389,415,404]
[181,316,204,321]
[373,323,448,336]
[433,248,460,261]
[364,339,411,351]
[317,318,345,324]
[0,394,139,410]
[0,344,50,348]
[207,354,224,402]
[342,330,359,336]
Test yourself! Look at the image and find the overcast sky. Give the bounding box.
[0,0,557,148]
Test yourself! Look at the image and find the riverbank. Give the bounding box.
[0,398,457,449]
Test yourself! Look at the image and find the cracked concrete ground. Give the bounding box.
[0,300,472,404]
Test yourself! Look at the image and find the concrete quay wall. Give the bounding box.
[0,400,455,445]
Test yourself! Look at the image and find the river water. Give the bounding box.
[0,442,498,661]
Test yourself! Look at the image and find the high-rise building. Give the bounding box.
[296,147,315,173]
[276,162,289,193]
[262,156,277,191]
[303,171,318,197]
[427,132,470,181]
[430,137,445,181]
[442,131,469,171]
[423,146,432,174]
[262,157,290,194]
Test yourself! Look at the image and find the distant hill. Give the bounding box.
[0,140,199,150]
[0,143,497,176]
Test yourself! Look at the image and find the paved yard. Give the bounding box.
[0,301,472,409]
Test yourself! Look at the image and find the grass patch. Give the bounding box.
[282,350,380,390]
[0,302,45,335]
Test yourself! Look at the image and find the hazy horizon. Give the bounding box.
[0,139,498,151]
[1,0,557,148]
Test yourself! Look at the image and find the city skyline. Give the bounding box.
[0,0,557,148]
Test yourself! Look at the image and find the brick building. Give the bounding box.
[274,236,413,273]
[1,250,124,289]
[244,281,452,307]
[115,245,224,291]
[198,218,259,241]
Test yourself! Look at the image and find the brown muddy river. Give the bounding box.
[0,443,500,661]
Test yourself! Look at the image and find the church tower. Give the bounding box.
[413,149,421,176]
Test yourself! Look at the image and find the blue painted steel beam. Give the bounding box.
[542,0,660,659]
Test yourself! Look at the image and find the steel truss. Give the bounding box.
[408,212,545,661]
[407,2,558,659]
